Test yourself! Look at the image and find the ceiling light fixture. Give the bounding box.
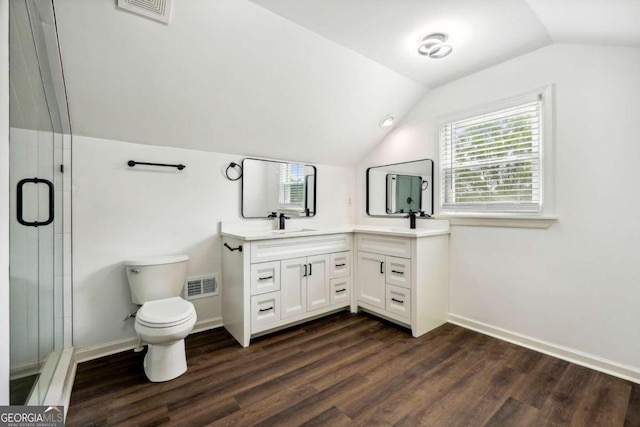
[379,115,394,128]
[418,33,453,59]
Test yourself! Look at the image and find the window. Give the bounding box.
[439,87,553,216]
[278,163,305,212]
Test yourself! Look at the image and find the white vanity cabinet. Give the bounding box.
[355,232,449,338]
[222,232,352,347]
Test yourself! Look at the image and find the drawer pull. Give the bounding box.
[380,262,384,274]
[391,298,404,304]
[259,307,274,312]
[335,288,346,293]
[391,270,404,275]
[335,263,346,267]
[258,275,273,281]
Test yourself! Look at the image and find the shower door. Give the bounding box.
[9,0,67,405]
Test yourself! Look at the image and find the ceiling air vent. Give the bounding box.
[117,0,173,24]
[184,274,219,300]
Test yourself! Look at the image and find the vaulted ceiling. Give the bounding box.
[51,0,640,166]
[251,0,640,88]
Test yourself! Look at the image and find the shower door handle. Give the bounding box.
[17,178,54,227]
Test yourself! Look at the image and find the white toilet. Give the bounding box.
[125,255,197,382]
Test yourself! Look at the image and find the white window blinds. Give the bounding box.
[440,94,543,213]
[279,163,305,212]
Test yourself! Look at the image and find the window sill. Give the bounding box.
[434,214,557,229]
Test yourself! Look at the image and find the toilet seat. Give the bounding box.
[136,297,196,328]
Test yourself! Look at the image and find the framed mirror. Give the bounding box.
[367,159,434,216]
[242,158,317,218]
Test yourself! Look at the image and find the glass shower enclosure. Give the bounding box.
[9,0,72,405]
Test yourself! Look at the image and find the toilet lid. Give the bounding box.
[136,297,196,328]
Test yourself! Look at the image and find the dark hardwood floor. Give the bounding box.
[9,373,38,405]
[66,311,639,426]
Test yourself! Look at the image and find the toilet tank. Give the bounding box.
[125,255,189,305]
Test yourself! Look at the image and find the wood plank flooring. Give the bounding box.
[66,311,639,426]
[9,373,38,405]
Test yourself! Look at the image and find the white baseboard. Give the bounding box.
[448,314,640,384]
[10,359,44,380]
[74,317,223,363]
[74,336,140,364]
[192,316,223,334]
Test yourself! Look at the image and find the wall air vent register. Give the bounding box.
[117,0,173,24]
[184,274,219,300]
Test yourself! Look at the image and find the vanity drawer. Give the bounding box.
[250,261,281,295]
[386,284,410,320]
[385,256,411,289]
[356,234,411,258]
[329,251,351,279]
[251,291,281,331]
[251,234,351,263]
[330,276,351,305]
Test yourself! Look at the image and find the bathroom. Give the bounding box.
[1,0,639,423]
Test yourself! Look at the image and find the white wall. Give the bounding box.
[356,44,640,375]
[72,136,354,352]
[1,0,11,405]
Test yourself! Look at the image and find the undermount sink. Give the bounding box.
[271,228,318,234]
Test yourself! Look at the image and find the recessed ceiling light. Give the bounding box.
[418,33,453,59]
[379,115,394,128]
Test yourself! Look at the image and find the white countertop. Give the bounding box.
[220,224,450,241]
[351,225,449,238]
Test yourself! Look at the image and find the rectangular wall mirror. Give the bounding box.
[367,159,434,216]
[242,158,317,218]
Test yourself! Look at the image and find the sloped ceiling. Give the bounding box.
[52,0,425,166]
[250,0,640,89]
[250,0,552,89]
[52,0,640,166]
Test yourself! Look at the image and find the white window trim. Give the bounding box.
[434,214,557,229]
[435,85,556,228]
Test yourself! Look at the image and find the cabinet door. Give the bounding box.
[280,257,306,318]
[307,254,330,311]
[356,251,386,309]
